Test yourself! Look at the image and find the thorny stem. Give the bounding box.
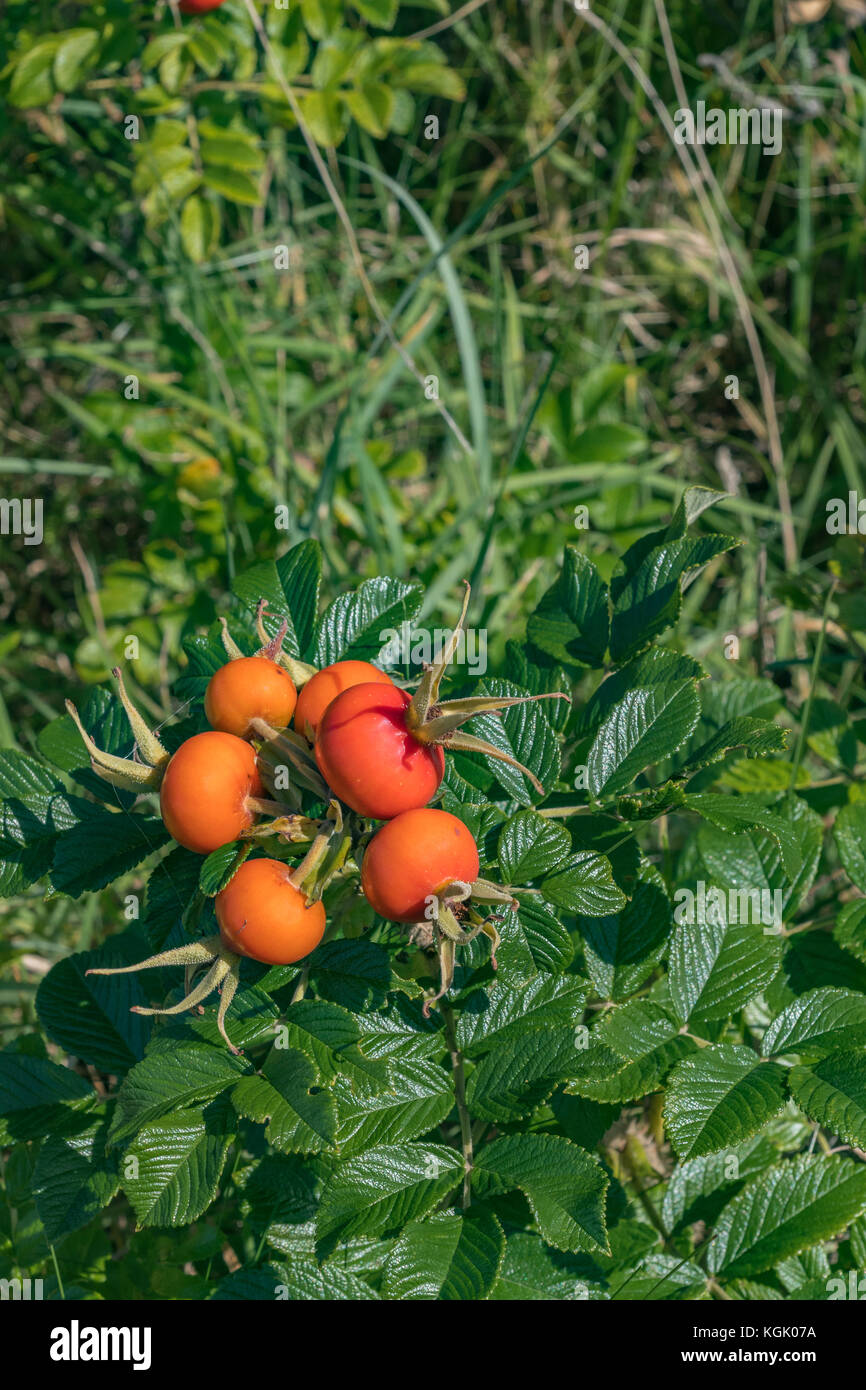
[440,1003,473,1209]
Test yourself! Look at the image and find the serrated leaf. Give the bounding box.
[334,1056,453,1154]
[316,1142,463,1250]
[541,849,626,918]
[313,577,422,665]
[33,1120,119,1243]
[456,975,587,1057]
[466,1028,578,1121]
[465,678,561,805]
[36,935,154,1074]
[231,1048,335,1154]
[668,915,782,1026]
[695,797,823,926]
[707,1155,866,1278]
[0,1053,94,1144]
[762,987,866,1059]
[199,841,249,897]
[662,1136,777,1231]
[834,899,866,966]
[835,803,866,894]
[308,938,392,1011]
[122,1107,235,1227]
[491,1230,604,1300]
[109,1042,248,1144]
[473,1135,609,1255]
[586,679,701,798]
[789,1052,866,1149]
[498,810,571,883]
[580,861,671,1001]
[526,548,609,667]
[685,793,804,881]
[664,1045,787,1160]
[495,898,574,978]
[566,999,695,1103]
[51,807,169,898]
[678,716,788,778]
[381,1209,504,1300]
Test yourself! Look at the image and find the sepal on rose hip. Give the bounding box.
[86,935,243,1053]
[65,668,169,792]
[405,581,569,795]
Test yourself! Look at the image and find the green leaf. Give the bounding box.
[381,1209,504,1300]
[396,61,465,100]
[834,899,866,966]
[498,810,571,883]
[685,793,804,881]
[334,1056,454,1154]
[495,898,574,978]
[314,577,423,665]
[835,803,866,893]
[231,1048,336,1154]
[109,1042,248,1144]
[297,89,350,146]
[542,850,626,917]
[316,1143,464,1249]
[664,1045,787,1160]
[351,0,399,26]
[466,1028,578,1121]
[580,862,671,1001]
[0,1053,94,1144]
[122,1107,235,1227]
[586,678,701,798]
[180,194,219,264]
[762,987,866,1059]
[51,807,170,898]
[200,134,264,172]
[268,1254,379,1300]
[456,975,588,1057]
[473,1135,609,1256]
[568,422,646,463]
[566,999,695,1103]
[9,39,60,107]
[678,716,788,778]
[491,1230,604,1300]
[344,82,394,138]
[199,841,249,897]
[668,916,782,1026]
[789,1052,866,1149]
[610,528,739,665]
[526,547,609,667]
[141,32,190,70]
[36,936,154,1074]
[202,166,262,206]
[143,846,204,949]
[707,1155,866,1278]
[33,1120,119,1243]
[695,797,823,926]
[309,938,393,1011]
[53,29,100,92]
[662,1136,777,1231]
[467,678,562,805]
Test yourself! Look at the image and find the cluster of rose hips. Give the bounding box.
[71,587,565,1049]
